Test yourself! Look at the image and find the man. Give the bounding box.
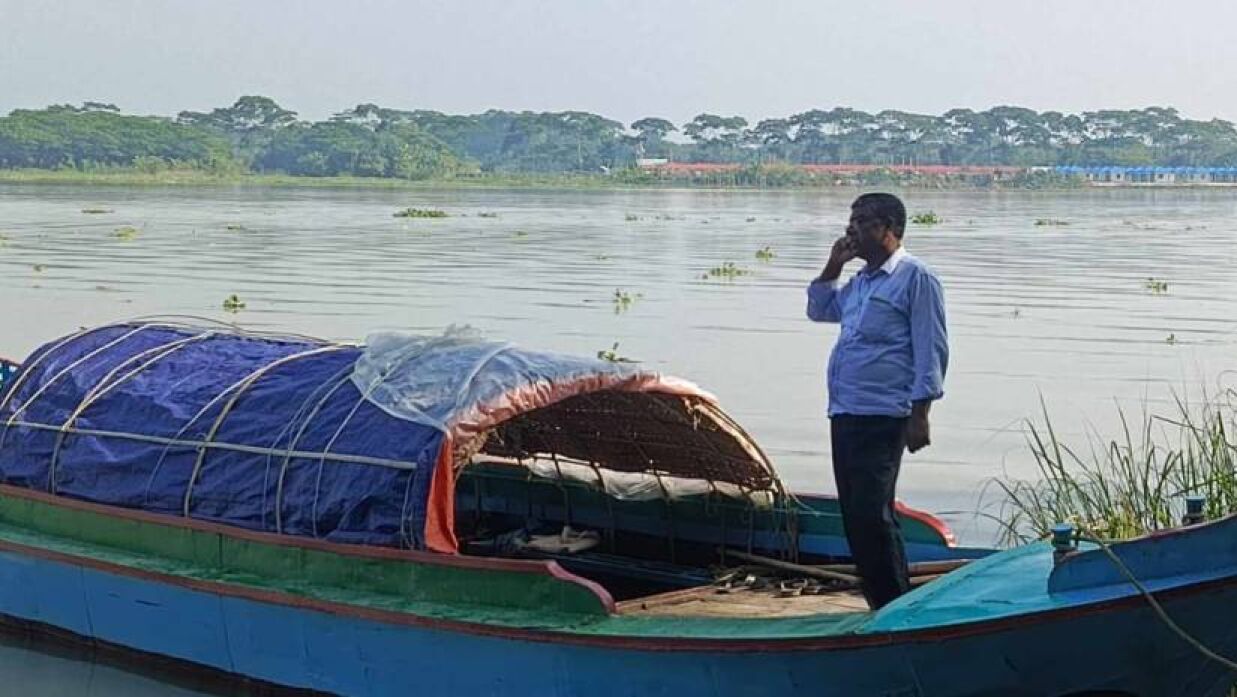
[805,192,948,609]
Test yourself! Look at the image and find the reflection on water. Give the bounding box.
[0,630,230,696]
[0,183,1235,690]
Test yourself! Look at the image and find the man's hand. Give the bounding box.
[907,401,932,453]
[821,236,857,281]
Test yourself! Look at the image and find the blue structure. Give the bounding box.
[1055,165,1237,183]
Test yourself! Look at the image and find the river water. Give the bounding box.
[0,184,1235,691]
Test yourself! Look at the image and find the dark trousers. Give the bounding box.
[830,414,910,609]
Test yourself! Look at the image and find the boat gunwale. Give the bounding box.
[0,483,1235,653]
[0,482,618,610]
[790,488,957,546]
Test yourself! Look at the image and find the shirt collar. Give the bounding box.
[862,246,906,276]
[882,246,907,274]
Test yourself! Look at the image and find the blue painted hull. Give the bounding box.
[0,546,1233,697]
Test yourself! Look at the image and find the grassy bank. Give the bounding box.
[0,168,627,190]
[0,167,1089,191]
[995,391,1237,544]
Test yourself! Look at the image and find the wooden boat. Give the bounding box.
[0,320,1234,697]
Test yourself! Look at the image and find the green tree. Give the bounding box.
[257,120,467,179]
[630,117,677,158]
[683,114,749,162]
[177,96,298,165]
[0,105,234,170]
[750,118,792,161]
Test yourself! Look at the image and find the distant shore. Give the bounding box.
[0,167,1229,191]
[0,169,618,190]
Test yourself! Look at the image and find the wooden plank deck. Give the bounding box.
[616,585,869,618]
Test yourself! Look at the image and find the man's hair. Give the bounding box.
[852,192,907,239]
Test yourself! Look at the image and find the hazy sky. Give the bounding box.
[2,0,1235,126]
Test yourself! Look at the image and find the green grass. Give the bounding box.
[755,245,776,262]
[0,167,1089,191]
[110,225,139,240]
[0,168,628,190]
[994,391,1237,545]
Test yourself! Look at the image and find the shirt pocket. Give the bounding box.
[857,289,906,341]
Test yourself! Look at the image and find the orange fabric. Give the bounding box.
[423,434,459,554]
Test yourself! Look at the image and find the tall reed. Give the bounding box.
[995,390,1237,545]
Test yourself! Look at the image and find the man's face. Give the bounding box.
[846,206,891,261]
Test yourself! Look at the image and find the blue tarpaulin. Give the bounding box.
[0,321,711,552]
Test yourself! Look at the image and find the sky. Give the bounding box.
[2,0,1235,126]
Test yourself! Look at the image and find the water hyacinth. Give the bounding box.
[596,342,634,363]
[702,261,750,280]
[393,208,448,219]
[612,288,640,313]
[1145,277,1170,294]
[222,294,246,313]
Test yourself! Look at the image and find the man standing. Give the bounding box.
[806,192,948,609]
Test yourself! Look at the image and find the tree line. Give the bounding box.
[1,97,1235,179]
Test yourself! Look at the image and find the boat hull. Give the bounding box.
[0,539,1233,697]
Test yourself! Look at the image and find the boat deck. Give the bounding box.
[617,584,869,618]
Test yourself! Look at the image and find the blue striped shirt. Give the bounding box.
[806,248,949,417]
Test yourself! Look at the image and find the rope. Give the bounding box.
[183,345,349,516]
[264,363,357,533]
[1078,533,1237,673]
[5,419,418,471]
[1,325,153,428]
[0,325,124,415]
[272,367,359,534]
[114,314,339,345]
[49,332,215,493]
[280,338,443,535]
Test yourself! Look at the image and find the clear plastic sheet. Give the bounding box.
[352,330,645,435]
